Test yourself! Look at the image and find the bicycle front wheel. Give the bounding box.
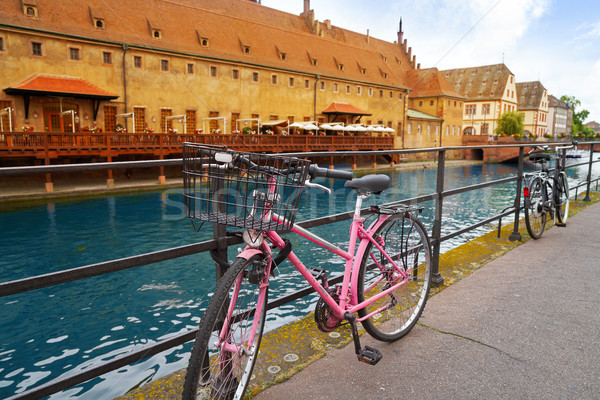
[524,177,547,239]
[357,212,432,342]
[555,171,570,225]
[182,255,268,400]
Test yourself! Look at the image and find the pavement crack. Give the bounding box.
[418,322,524,362]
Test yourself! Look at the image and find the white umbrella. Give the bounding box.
[302,123,320,130]
[383,127,395,133]
[330,124,345,131]
[344,125,359,132]
[372,126,386,132]
[288,122,304,128]
[319,123,334,130]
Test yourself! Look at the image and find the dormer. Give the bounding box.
[89,6,105,29]
[22,0,38,18]
[357,62,366,75]
[195,28,209,47]
[276,46,287,61]
[334,57,344,71]
[307,51,318,67]
[239,38,251,55]
[147,19,162,39]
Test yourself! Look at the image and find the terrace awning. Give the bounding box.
[322,102,371,116]
[4,74,119,119]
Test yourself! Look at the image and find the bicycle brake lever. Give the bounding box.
[305,180,332,195]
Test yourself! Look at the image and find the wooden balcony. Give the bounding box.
[0,132,395,161]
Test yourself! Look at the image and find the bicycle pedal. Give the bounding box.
[357,346,382,365]
[309,267,328,285]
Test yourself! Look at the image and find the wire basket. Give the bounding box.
[183,143,311,231]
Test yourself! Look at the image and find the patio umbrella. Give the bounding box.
[302,123,320,130]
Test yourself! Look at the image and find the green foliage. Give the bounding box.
[495,111,524,137]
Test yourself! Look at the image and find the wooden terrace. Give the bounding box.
[0,132,395,162]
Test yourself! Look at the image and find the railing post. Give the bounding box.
[431,148,445,287]
[43,132,54,193]
[509,146,524,241]
[583,143,594,202]
[158,134,166,184]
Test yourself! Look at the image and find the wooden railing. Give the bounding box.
[0,132,394,160]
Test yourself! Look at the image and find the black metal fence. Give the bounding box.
[0,142,598,400]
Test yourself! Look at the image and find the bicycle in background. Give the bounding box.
[181,144,432,400]
[523,142,576,239]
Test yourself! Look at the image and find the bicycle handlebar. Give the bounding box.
[309,164,354,181]
[529,140,577,154]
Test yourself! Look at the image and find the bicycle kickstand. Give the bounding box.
[345,313,383,365]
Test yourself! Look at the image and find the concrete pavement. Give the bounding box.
[256,201,600,400]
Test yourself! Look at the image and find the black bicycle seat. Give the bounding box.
[344,174,391,194]
[529,152,551,163]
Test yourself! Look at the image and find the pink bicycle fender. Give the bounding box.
[236,248,263,260]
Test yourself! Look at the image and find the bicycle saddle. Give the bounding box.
[344,174,391,194]
[529,152,551,163]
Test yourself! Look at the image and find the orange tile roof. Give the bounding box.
[407,68,464,99]
[441,63,514,101]
[516,81,546,110]
[322,102,371,115]
[0,0,414,89]
[6,74,119,99]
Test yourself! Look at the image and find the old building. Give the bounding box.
[406,68,465,150]
[516,81,548,138]
[442,63,518,136]
[547,95,572,138]
[0,0,430,144]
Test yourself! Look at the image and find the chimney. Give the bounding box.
[367,29,370,44]
[397,18,403,45]
[304,0,310,14]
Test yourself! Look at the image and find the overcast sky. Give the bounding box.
[261,0,600,123]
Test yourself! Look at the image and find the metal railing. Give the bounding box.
[0,141,598,400]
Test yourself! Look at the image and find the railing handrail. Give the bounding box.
[2,141,598,400]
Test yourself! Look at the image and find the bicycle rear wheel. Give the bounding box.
[357,212,432,342]
[182,255,268,400]
[555,171,570,225]
[524,177,547,239]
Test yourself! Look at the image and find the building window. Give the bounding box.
[69,47,80,60]
[417,124,422,135]
[210,66,217,77]
[481,123,489,135]
[24,5,38,17]
[0,37,5,52]
[103,52,112,65]
[390,91,394,99]
[482,103,490,115]
[187,63,195,74]
[161,108,173,132]
[104,105,117,132]
[357,86,362,95]
[399,93,403,101]
[288,116,295,123]
[465,104,476,115]
[161,59,169,71]
[280,52,287,61]
[407,123,412,135]
[133,107,146,133]
[94,18,105,29]
[305,79,310,89]
[201,38,209,47]
[252,72,259,82]
[230,112,240,132]
[333,83,338,93]
[232,69,239,80]
[320,81,326,91]
[338,63,344,71]
[134,56,142,68]
[379,90,384,97]
[289,77,295,87]
[187,110,197,133]
[430,100,434,106]
[368,88,373,96]
[419,101,423,107]
[452,126,456,135]
[312,58,318,66]
[427,125,431,135]
[243,46,251,55]
[347,85,351,94]
[271,74,278,85]
[152,29,162,39]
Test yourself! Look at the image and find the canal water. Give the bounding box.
[0,158,596,399]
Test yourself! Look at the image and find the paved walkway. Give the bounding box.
[256,201,600,400]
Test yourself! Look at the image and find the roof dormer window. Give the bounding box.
[24,4,38,18]
[201,38,209,47]
[280,52,286,61]
[94,18,105,29]
[243,45,251,55]
[152,29,162,39]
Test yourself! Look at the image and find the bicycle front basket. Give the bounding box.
[182,143,310,231]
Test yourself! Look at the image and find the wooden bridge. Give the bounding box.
[0,132,394,163]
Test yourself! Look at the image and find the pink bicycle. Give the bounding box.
[181,144,432,400]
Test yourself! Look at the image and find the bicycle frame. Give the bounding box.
[238,193,413,325]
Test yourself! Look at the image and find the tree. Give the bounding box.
[560,95,589,134]
[495,111,524,137]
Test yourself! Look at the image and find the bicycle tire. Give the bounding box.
[524,177,547,239]
[182,255,268,400]
[357,212,432,342]
[555,171,570,225]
